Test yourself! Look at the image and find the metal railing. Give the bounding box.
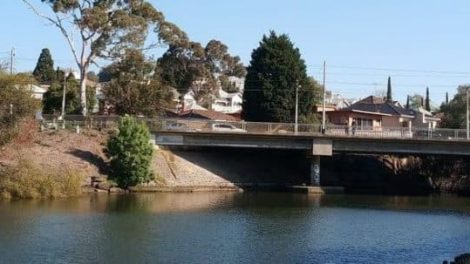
[39,116,470,141]
[155,119,469,141]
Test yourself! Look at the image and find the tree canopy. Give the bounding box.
[242,31,320,123]
[101,49,173,116]
[42,74,96,115]
[156,39,246,107]
[33,48,55,84]
[23,0,187,115]
[440,86,469,128]
[0,73,39,145]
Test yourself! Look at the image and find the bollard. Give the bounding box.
[76,125,80,134]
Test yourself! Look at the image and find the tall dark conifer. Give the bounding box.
[242,31,320,122]
[425,87,431,111]
[33,48,55,84]
[386,76,392,102]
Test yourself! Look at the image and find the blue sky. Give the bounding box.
[2,0,470,104]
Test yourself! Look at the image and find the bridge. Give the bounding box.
[152,119,470,189]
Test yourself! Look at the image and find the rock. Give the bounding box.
[109,187,126,194]
[94,188,108,193]
[91,176,107,183]
[97,181,116,191]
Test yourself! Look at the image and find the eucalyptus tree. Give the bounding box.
[22,0,187,115]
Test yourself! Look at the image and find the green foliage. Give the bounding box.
[440,86,469,128]
[101,49,172,117]
[106,116,154,188]
[242,31,321,122]
[156,39,246,105]
[0,73,39,145]
[219,75,239,93]
[425,87,431,111]
[33,48,55,84]
[42,76,96,114]
[386,76,392,102]
[26,0,187,115]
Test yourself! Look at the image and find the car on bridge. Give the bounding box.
[210,123,247,133]
[165,122,197,132]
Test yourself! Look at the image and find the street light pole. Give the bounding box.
[321,61,326,133]
[295,82,299,134]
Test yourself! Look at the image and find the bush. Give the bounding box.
[106,116,154,188]
[0,158,83,199]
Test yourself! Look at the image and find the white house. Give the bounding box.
[212,90,243,114]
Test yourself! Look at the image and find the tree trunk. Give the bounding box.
[80,69,88,116]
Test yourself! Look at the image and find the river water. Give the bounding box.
[1,193,470,264]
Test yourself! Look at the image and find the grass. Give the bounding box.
[0,157,84,199]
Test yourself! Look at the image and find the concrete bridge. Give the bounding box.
[152,119,470,191]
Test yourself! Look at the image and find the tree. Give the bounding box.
[440,86,469,128]
[23,0,187,116]
[102,49,173,116]
[386,76,392,102]
[242,31,320,122]
[425,87,431,111]
[408,94,424,110]
[106,116,154,188]
[156,39,246,106]
[0,73,39,145]
[33,48,55,84]
[42,74,96,115]
[405,95,410,109]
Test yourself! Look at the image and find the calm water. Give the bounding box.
[1,193,470,264]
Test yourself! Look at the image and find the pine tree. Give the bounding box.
[106,116,154,188]
[425,87,431,111]
[386,76,392,102]
[33,48,55,84]
[242,31,320,122]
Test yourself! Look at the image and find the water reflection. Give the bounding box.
[1,193,470,264]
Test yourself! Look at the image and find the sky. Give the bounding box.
[2,0,470,105]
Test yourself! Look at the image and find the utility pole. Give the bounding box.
[321,60,327,133]
[10,48,15,75]
[61,72,67,120]
[295,82,299,134]
[467,88,469,140]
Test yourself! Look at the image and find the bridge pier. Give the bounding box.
[310,156,321,186]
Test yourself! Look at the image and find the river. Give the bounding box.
[1,193,470,263]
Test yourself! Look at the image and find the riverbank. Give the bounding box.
[1,129,470,198]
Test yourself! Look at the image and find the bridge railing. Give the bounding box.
[155,119,469,141]
[39,116,469,141]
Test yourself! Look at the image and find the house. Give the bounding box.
[327,95,441,131]
[326,96,416,130]
[211,89,243,114]
[27,84,47,101]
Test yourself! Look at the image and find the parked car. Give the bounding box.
[165,122,196,132]
[211,123,247,133]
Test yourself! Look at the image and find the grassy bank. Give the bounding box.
[0,158,84,199]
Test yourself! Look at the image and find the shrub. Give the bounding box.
[0,158,83,199]
[106,116,154,188]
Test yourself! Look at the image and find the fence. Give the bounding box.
[39,116,470,141]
